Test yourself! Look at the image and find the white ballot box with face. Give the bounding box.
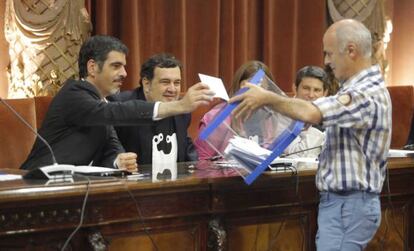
[198,70,304,185]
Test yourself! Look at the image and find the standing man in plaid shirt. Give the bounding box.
[230,19,392,251]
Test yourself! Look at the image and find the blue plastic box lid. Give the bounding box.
[199,69,304,185]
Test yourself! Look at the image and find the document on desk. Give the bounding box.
[61,166,130,176]
[388,149,414,158]
[0,173,22,181]
[272,157,318,165]
[198,73,229,101]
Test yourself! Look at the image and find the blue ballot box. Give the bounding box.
[198,69,304,185]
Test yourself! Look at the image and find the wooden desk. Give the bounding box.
[0,158,413,251]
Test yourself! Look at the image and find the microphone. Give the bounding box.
[0,97,74,179]
[280,144,323,158]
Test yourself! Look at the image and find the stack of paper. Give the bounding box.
[0,174,22,181]
[388,149,414,158]
[224,136,271,171]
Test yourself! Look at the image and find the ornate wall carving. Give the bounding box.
[327,0,391,78]
[4,0,91,98]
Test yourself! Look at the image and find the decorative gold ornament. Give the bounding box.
[4,0,92,98]
[327,0,390,79]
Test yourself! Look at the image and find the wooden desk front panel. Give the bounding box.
[0,159,413,250]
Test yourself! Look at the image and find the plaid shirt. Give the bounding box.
[313,65,392,193]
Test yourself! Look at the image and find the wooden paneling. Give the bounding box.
[390,0,414,85]
[109,228,202,251]
[0,159,413,250]
[227,217,306,251]
[367,207,406,250]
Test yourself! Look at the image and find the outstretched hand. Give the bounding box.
[180,82,215,113]
[229,83,270,120]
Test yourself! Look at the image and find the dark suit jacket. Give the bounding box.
[21,79,156,170]
[109,87,198,165]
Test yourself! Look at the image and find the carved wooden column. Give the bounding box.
[4,0,91,98]
[327,0,391,79]
[87,230,108,251]
[208,218,227,251]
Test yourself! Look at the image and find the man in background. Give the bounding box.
[110,53,197,165]
[285,66,329,158]
[21,36,214,171]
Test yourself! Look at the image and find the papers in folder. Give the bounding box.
[61,166,129,176]
[223,136,318,171]
[224,136,272,171]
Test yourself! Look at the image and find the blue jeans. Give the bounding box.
[316,191,381,251]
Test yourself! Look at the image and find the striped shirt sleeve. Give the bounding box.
[313,90,374,129]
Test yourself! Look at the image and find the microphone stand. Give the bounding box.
[0,98,75,179]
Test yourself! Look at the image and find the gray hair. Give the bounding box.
[335,20,372,59]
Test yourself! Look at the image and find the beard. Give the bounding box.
[109,87,121,95]
[105,83,121,96]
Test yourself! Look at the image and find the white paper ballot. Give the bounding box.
[198,73,229,101]
[225,136,271,157]
[388,149,414,158]
[0,174,22,181]
[271,157,319,165]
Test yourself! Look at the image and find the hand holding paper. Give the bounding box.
[198,73,230,101]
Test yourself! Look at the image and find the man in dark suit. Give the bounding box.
[110,54,197,165]
[21,36,214,171]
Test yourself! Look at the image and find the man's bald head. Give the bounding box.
[323,19,373,82]
[326,19,372,59]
